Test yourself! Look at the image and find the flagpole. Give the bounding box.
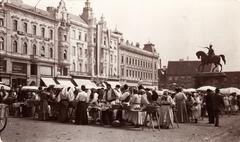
[34,0,42,12]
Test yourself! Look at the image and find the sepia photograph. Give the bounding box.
[0,0,240,141]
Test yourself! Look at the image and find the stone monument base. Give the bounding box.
[193,72,227,88]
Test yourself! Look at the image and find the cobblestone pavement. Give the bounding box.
[1,114,240,142]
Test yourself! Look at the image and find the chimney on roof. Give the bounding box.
[163,66,167,71]
[179,59,184,61]
[136,42,140,48]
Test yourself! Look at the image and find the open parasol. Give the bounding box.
[220,87,240,95]
[196,86,216,92]
[0,84,11,90]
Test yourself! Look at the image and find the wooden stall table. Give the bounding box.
[142,106,160,132]
[27,100,40,119]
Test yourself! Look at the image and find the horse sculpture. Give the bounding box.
[196,51,226,72]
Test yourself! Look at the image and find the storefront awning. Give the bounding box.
[41,78,56,87]
[57,79,75,88]
[107,81,121,88]
[73,79,97,89]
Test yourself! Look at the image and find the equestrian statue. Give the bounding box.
[196,44,226,72]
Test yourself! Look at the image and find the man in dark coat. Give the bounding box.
[205,89,214,124]
[212,88,225,127]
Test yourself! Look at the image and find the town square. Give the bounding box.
[0,0,240,142]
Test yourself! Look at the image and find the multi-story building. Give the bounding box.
[119,40,159,89]
[0,0,57,88]
[163,60,212,90]
[0,0,159,89]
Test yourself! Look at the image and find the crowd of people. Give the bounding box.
[0,84,239,129]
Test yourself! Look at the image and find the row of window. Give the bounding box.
[71,29,87,42]
[12,19,53,39]
[71,62,87,72]
[11,40,53,58]
[122,68,157,80]
[122,55,157,69]
[71,46,88,58]
[168,76,192,81]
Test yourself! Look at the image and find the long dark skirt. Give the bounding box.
[58,99,69,123]
[38,100,49,121]
[75,101,88,125]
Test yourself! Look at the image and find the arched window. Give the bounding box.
[13,41,17,53]
[49,48,53,58]
[23,42,27,54]
[63,50,67,59]
[41,46,45,57]
[0,37,4,50]
[32,44,36,55]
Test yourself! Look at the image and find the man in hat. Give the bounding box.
[212,88,225,127]
[205,89,214,124]
[205,44,215,63]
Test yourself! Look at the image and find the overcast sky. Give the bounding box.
[23,0,240,71]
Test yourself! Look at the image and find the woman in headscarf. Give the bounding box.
[75,85,89,125]
[58,86,74,123]
[173,87,188,123]
[157,91,175,129]
[128,89,144,127]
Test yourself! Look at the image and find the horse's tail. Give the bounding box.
[220,55,226,64]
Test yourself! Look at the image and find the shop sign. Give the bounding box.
[12,62,27,74]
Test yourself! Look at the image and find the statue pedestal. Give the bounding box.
[193,72,227,88]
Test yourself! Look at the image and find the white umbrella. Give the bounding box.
[0,84,11,90]
[196,86,216,92]
[220,87,240,95]
[183,88,197,93]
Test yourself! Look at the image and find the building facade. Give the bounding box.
[0,0,159,89]
[119,41,159,89]
[163,60,212,90]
